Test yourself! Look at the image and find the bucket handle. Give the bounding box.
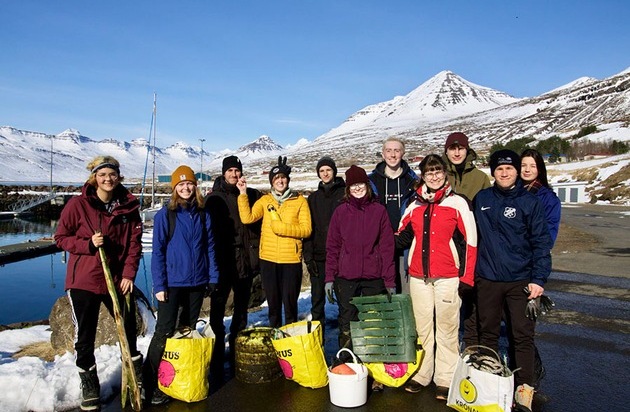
[335,348,361,364]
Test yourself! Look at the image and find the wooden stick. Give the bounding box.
[98,247,143,410]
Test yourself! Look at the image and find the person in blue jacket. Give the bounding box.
[474,150,553,412]
[520,149,561,245]
[144,165,219,405]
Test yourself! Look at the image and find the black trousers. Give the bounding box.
[309,260,327,331]
[476,277,536,386]
[68,288,139,371]
[145,285,205,391]
[259,260,302,328]
[209,269,253,373]
[334,277,386,349]
[461,286,480,347]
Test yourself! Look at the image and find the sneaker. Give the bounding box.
[514,384,534,412]
[150,388,171,406]
[371,381,384,392]
[435,386,449,400]
[403,380,425,394]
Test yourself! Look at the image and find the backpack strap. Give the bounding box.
[167,208,177,242]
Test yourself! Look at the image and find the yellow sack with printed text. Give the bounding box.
[158,324,215,402]
[271,320,328,388]
[365,338,424,387]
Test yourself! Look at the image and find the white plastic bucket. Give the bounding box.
[327,348,368,408]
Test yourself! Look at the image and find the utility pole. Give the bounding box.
[199,138,205,193]
[49,135,53,195]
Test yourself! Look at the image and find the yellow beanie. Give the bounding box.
[171,165,197,188]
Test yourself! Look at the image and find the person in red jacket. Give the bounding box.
[325,165,395,351]
[55,155,143,411]
[395,154,477,400]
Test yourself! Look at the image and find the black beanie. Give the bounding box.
[269,156,292,184]
[316,156,337,178]
[222,155,243,175]
[489,149,521,176]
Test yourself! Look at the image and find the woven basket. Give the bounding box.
[234,327,283,384]
[350,294,417,363]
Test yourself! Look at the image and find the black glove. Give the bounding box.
[325,282,335,303]
[306,260,319,277]
[205,283,217,297]
[458,282,474,299]
[525,295,555,321]
[386,287,396,302]
[540,295,555,313]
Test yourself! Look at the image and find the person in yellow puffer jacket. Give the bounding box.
[237,156,312,327]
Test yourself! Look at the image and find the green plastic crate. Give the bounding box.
[349,294,417,363]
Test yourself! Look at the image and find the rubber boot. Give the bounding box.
[78,365,100,411]
[131,354,144,400]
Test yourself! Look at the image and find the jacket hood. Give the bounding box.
[371,159,413,179]
[443,148,480,174]
[212,175,240,195]
[317,176,345,192]
[82,182,139,215]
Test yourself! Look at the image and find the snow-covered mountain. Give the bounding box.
[1,68,629,183]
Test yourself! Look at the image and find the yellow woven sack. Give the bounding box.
[271,320,328,388]
[365,338,424,387]
[158,324,215,402]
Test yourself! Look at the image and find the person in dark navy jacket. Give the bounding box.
[520,149,561,246]
[474,150,553,412]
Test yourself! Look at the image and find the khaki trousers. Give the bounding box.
[409,276,461,387]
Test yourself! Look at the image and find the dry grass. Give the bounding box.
[12,341,64,362]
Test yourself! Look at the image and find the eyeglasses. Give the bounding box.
[423,170,444,180]
[349,183,367,191]
[96,172,119,181]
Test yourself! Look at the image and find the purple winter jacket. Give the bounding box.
[325,196,395,288]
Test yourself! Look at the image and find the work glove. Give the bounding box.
[458,282,474,299]
[267,204,281,221]
[205,283,218,297]
[386,287,396,302]
[305,260,319,277]
[524,291,555,321]
[325,282,335,303]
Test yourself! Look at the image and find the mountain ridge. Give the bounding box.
[1,68,629,183]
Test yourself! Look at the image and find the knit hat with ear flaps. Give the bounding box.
[444,132,469,151]
[489,149,521,176]
[345,165,369,187]
[269,156,292,184]
[222,155,243,175]
[171,165,197,188]
[316,156,337,178]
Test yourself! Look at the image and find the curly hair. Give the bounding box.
[86,155,124,186]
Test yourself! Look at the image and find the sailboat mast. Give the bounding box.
[151,92,157,208]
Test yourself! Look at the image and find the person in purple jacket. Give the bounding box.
[325,165,396,352]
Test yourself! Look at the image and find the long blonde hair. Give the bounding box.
[86,155,124,187]
[168,186,205,210]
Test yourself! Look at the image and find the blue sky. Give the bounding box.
[1,1,628,151]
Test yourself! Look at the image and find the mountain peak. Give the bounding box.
[235,135,283,159]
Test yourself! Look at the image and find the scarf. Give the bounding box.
[271,188,293,206]
[524,179,543,194]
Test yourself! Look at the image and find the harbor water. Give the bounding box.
[0,218,155,325]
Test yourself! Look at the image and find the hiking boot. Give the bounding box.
[150,388,171,406]
[435,386,449,400]
[78,365,100,411]
[403,380,425,394]
[371,380,384,392]
[514,384,535,412]
[131,354,144,399]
